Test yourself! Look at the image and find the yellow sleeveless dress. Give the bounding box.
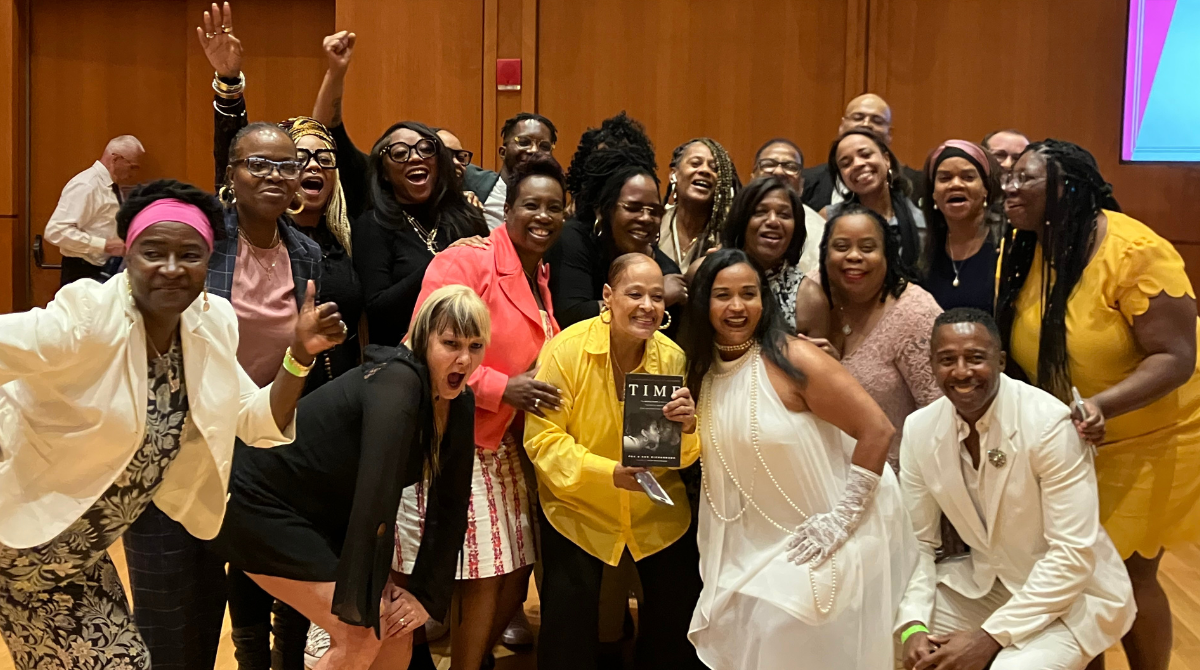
[1010,211,1200,559]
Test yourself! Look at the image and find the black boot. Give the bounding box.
[270,601,310,670]
[231,623,273,670]
[407,641,438,670]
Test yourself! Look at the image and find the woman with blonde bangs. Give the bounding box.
[209,285,489,670]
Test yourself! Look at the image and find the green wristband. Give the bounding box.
[281,347,313,378]
[901,624,929,645]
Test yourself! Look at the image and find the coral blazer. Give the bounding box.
[412,225,558,449]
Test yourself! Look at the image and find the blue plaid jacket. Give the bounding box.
[207,206,322,306]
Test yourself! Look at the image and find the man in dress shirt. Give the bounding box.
[44,135,144,286]
[801,93,925,211]
[896,308,1135,670]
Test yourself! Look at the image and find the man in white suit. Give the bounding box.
[897,308,1135,670]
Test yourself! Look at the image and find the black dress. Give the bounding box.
[544,218,684,339]
[210,346,476,630]
[924,241,998,314]
[354,204,459,346]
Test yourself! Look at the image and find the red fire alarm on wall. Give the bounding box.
[497,59,522,91]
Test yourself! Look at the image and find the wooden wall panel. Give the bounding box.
[334,0,484,163]
[26,0,331,307]
[536,0,852,184]
[871,0,1200,256]
[0,0,15,313]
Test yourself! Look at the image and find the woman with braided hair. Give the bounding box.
[658,138,741,269]
[998,139,1200,670]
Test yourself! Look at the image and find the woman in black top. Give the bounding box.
[918,140,1001,313]
[353,121,488,346]
[547,154,686,337]
[210,285,489,670]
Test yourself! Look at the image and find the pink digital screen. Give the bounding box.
[1123,0,1200,161]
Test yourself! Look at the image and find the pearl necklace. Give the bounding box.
[700,344,838,614]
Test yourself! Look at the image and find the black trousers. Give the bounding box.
[123,503,227,670]
[227,567,310,670]
[59,256,106,286]
[537,515,706,670]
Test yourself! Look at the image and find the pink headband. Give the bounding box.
[126,199,215,252]
[928,140,991,178]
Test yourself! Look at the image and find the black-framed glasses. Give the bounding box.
[755,159,802,175]
[1000,173,1045,189]
[234,156,304,180]
[382,139,438,164]
[451,149,474,167]
[297,148,338,170]
[513,136,555,153]
[617,201,666,219]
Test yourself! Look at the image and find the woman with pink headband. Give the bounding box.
[918,140,1003,313]
[0,179,345,670]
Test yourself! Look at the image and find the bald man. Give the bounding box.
[45,135,144,286]
[801,94,925,211]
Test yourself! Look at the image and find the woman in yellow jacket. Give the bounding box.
[525,254,703,670]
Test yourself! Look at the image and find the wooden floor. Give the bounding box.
[4,544,1199,669]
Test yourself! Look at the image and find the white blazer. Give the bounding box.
[0,272,294,549]
[896,374,1135,658]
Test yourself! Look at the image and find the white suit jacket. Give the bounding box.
[897,374,1135,658]
[0,272,294,549]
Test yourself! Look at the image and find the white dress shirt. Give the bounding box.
[0,272,295,549]
[43,161,121,266]
[482,178,508,231]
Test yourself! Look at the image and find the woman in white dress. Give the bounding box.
[678,248,918,669]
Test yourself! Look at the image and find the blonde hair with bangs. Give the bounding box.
[408,285,492,365]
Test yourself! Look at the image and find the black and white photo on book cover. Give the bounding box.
[622,373,684,468]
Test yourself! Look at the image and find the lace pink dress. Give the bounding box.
[842,284,944,469]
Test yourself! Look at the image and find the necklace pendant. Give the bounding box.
[842,323,852,336]
[952,277,960,288]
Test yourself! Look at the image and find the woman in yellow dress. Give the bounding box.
[995,139,1200,670]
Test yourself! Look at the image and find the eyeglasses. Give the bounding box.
[618,201,666,219]
[1000,173,1046,190]
[382,139,438,164]
[296,148,338,170]
[755,159,802,175]
[512,136,555,153]
[234,156,304,180]
[451,149,474,167]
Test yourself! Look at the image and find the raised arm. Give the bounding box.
[197,2,248,189]
[313,31,370,218]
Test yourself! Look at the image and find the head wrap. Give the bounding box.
[927,139,991,180]
[278,116,353,255]
[126,199,214,251]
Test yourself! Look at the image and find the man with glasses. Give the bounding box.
[801,93,925,212]
[44,135,144,286]
[463,112,558,230]
[750,138,825,274]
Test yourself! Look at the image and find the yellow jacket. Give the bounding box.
[524,316,699,566]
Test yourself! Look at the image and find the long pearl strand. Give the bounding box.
[700,344,838,614]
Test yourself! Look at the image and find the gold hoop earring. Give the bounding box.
[658,310,672,331]
[286,193,305,216]
[218,185,236,206]
[600,306,612,324]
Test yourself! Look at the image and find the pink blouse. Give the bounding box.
[232,240,297,387]
[842,283,944,469]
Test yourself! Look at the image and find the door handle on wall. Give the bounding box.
[32,235,61,270]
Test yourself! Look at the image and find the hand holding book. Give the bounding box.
[662,387,697,434]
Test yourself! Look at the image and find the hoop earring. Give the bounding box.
[600,305,612,324]
[218,185,236,207]
[286,193,305,216]
[658,310,672,331]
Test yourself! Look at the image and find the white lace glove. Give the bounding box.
[786,464,881,566]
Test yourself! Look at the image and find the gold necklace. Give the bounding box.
[403,210,440,255]
[700,345,838,615]
[238,227,281,278]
